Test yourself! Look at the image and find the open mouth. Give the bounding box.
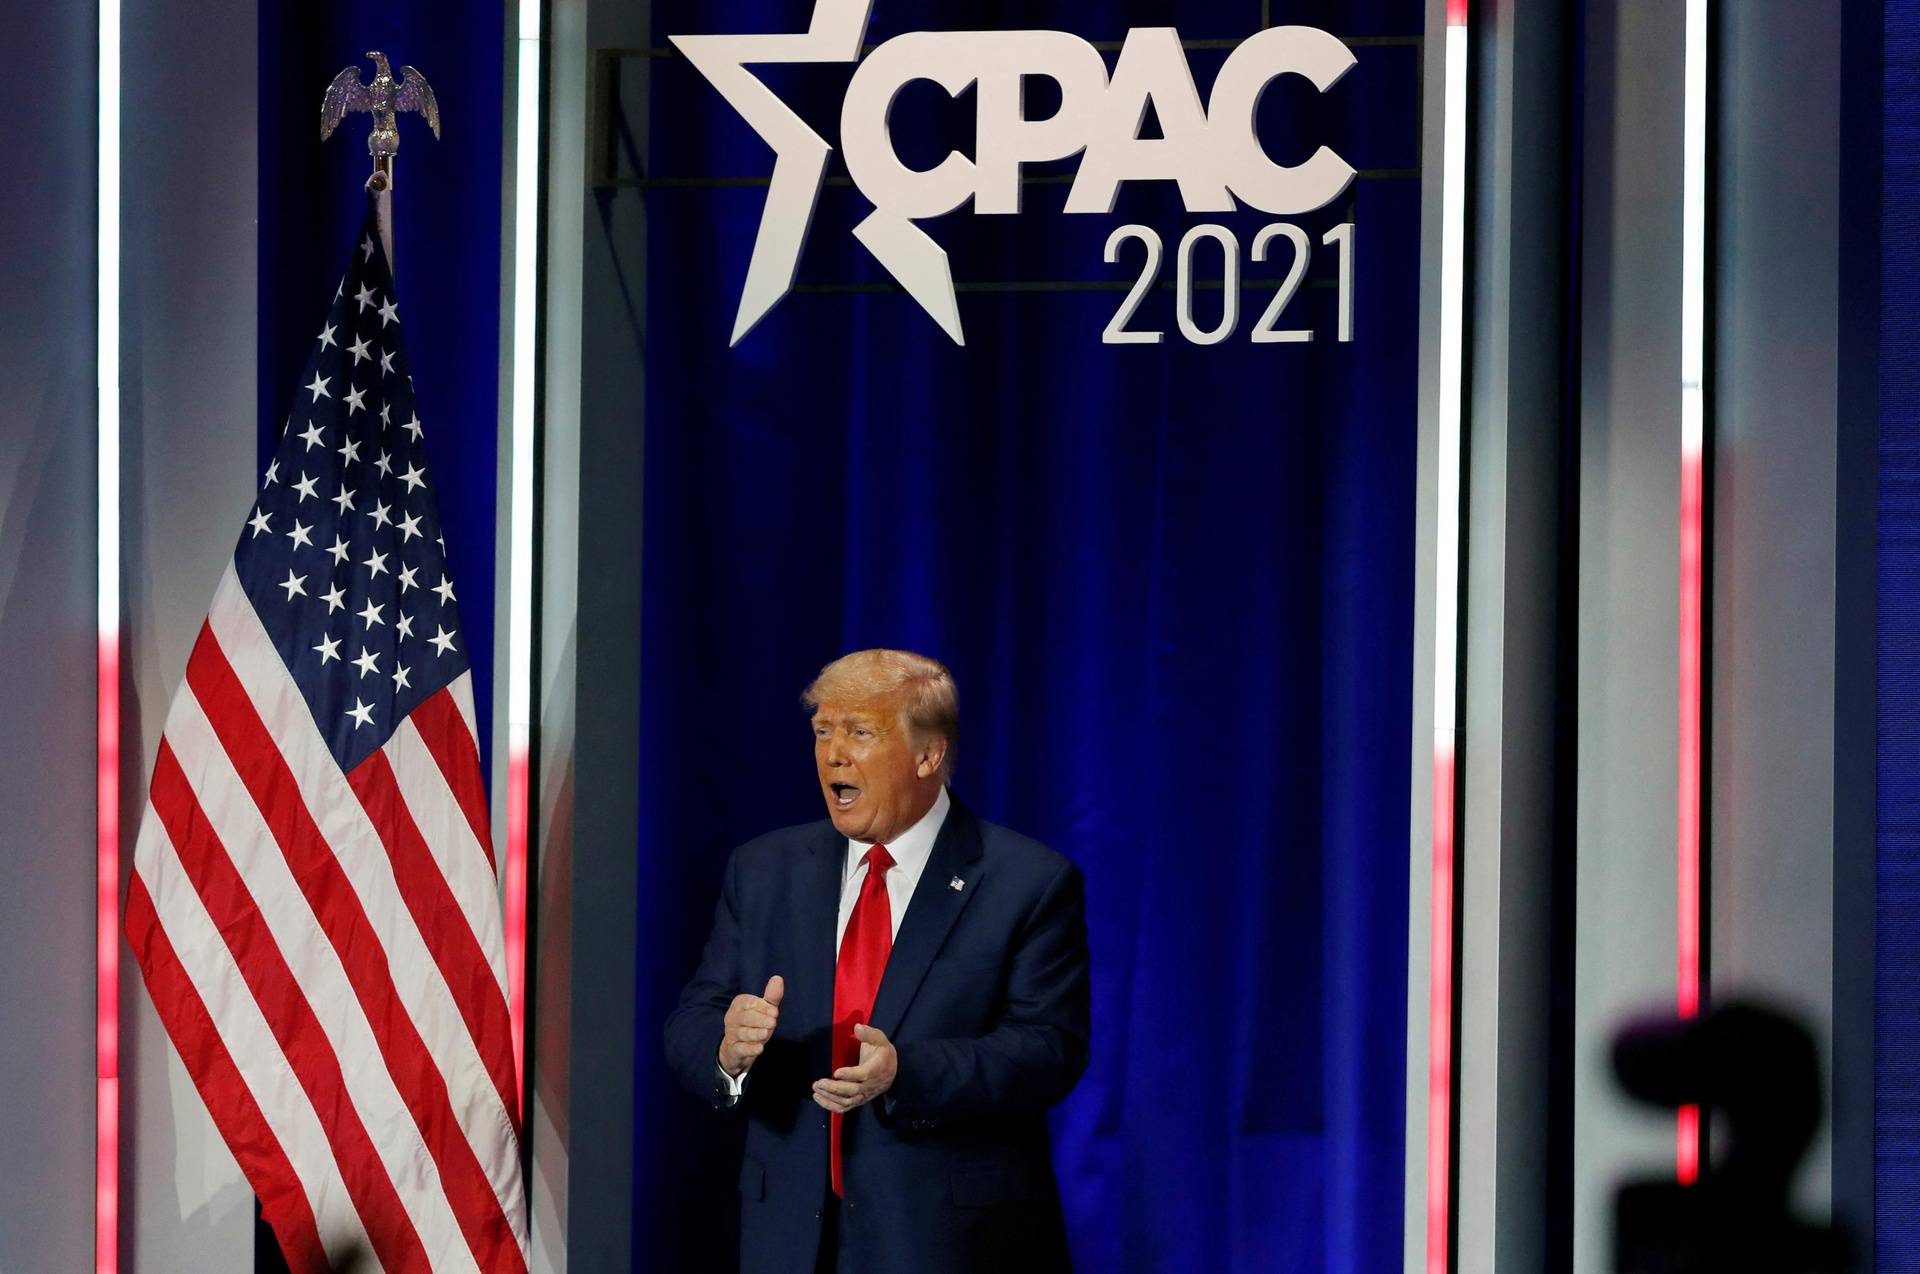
[830,782,861,810]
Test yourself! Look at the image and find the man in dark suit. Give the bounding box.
[664,649,1091,1273]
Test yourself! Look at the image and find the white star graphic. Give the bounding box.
[346,698,375,729]
[332,484,357,514]
[380,402,392,427]
[369,501,393,530]
[305,373,331,402]
[348,335,371,365]
[293,471,319,502]
[396,610,415,639]
[432,574,456,605]
[403,412,423,441]
[321,581,346,613]
[264,459,280,485]
[344,384,368,415]
[277,569,307,601]
[337,436,362,465]
[325,535,350,566]
[354,282,377,312]
[362,548,389,578]
[352,647,381,678]
[312,632,341,664]
[358,599,386,629]
[429,625,457,656]
[399,463,426,493]
[360,233,376,262]
[317,322,338,349]
[247,508,272,537]
[396,512,423,542]
[378,296,400,327]
[375,449,393,477]
[397,564,419,593]
[286,519,313,550]
[392,663,412,691]
[298,420,325,450]
[380,349,396,376]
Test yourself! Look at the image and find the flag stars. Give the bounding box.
[399,463,426,493]
[346,698,375,730]
[396,564,419,594]
[337,435,362,466]
[312,632,341,665]
[369,501,393,530]
[325,535,350,566]
[344,384,368,415]
[298,421,326,451]
[277,569,308,601]
[331,484,357,515]
[375,449,393,477]
[360,233,376,262]
[362,548,389,579]
[293,471,319,502]
[397,512,422,542]
[432,574,455,606]
[264,459,280,485]
[396,611,415,640]
[380,348,396,376]
[321,581,346,613]
[348,334,371,364]
[403,413,424,442]
[429,625,457,656]
[354,281,377,312]
[378,295,400,328]
[305,372,331,402]
[286,519,313,550]
[352,647,381,678]
[318,322,338,349]
[392,663,411,691]
[248,507,272,537]
[358,599,386,629]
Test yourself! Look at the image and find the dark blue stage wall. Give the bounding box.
[1882,2,1920,1265]
[636,2,1420,1271]
[257,4,503,779]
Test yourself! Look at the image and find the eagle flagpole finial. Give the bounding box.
[320,51,441,192]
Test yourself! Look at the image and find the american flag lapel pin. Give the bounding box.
[949,876,965,892]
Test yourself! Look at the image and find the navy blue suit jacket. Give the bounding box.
[664,796,1091,1274]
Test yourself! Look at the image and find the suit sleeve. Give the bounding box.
[886,858,1091,1121]
[662,848,749,1111]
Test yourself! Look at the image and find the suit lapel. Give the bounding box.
[869,798,987,1039]
[795,821,845,1076]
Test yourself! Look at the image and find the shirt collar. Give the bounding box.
[845,784,951,880]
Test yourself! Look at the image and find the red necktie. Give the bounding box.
[830,844,894,1197]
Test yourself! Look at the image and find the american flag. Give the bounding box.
[125,198,529,1273]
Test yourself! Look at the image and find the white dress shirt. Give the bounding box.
[719,786,953,1102]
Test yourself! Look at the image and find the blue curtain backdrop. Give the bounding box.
[1881,1,1920,1266]
[633,2,1419,1270]
[257,2,503,780]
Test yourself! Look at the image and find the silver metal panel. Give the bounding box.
[1711,0,1844,1225]
[120,0,260,1266]
[1572,1,1688,1268]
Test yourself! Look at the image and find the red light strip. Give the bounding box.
[503,747,530,1099]
[1427,742,1457,1274]
[97,635,120,1274]
[1676,447,1704,1185]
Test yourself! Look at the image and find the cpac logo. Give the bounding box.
[672,0,1358,345]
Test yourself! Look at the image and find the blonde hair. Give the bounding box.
[803,649,958,780]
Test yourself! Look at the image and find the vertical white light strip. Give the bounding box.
[1675,0,1708,1187]
[504,0,543,1100]
[1427,11,1469,1274]
[96,0,123,1268]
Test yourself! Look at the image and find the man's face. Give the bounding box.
[812,695,939,844]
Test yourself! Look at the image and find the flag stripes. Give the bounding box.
[128,201,527,1271]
